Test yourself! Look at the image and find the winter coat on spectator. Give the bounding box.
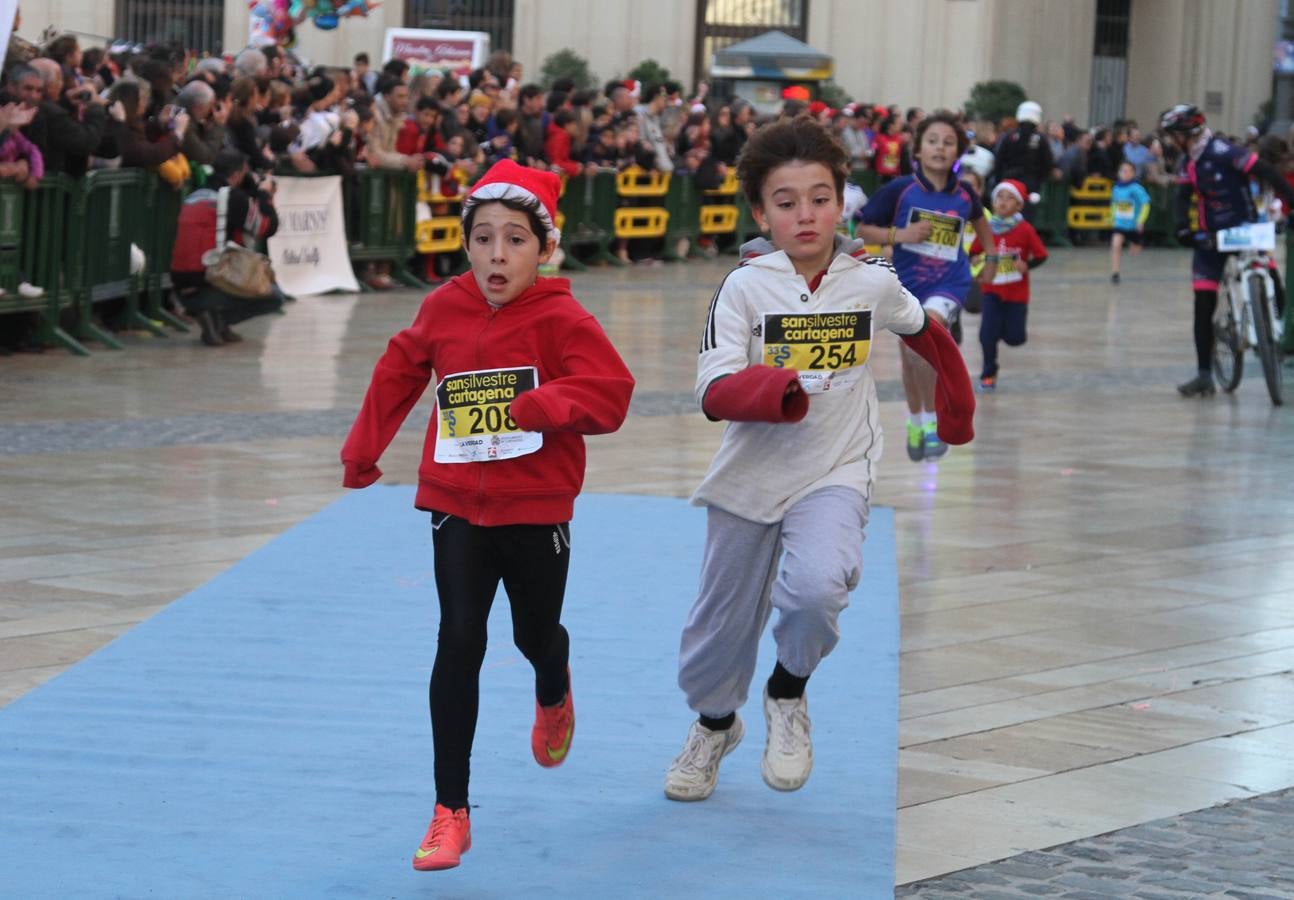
[483,117,515,165]
[22,100,108,177]
[1087,142,1119,181]
[0,128,44,179]
[514,111,547,166]
[993,122,1054,196]
[107,118,183,169]
[180,118,226,167]
[545,121,581,176]
[710,123,742,166]
[226,116,272,171]
[634,103,673,172]
[841,124,870,165]
[1057,142,1089,187]
[368,94,409,170]
[397,118,451,178]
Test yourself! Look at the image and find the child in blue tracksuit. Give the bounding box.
[855,111,997,462]
[1109,160,1151,284]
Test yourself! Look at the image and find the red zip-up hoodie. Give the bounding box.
[341,273,635,525]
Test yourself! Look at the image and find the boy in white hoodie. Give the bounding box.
[664,116,976,801]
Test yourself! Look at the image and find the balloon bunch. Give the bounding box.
[302,0,382,30]
[249,0,381,47]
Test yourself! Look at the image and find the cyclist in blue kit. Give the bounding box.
[855,111,996,460]
[1160,104,1294,397]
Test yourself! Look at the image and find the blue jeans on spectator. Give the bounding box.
[979,291,1028,379]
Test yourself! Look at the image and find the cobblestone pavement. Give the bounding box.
[896,787,1294,898]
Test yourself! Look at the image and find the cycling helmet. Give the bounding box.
[1160,104,1206,135]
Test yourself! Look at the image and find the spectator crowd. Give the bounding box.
[3,18,1292,349]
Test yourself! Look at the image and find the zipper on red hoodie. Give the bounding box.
[473,304,498,523]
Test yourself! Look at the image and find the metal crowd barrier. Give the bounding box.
[3,162,1220,355]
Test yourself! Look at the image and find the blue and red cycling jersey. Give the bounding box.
[858,169,984,304]
[1182,135,1257,233]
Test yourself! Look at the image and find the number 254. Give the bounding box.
[808,344,857,369]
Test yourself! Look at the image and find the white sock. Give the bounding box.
[918,411,934,428]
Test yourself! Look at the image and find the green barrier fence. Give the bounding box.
[731,191,764,252]
[1144,183,1177,247]
[25,176,85,354]
[70,168,156,348]
[0,183,23,293]
[558,171,622,268]
[6,163,1238,355]
[1,178,88,355]
[849,167,879,197]
[1034,181,1070,247]
[344,168,426,289]
[662,172,701,261]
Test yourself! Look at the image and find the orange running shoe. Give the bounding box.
[531,668,575,767]
[412,804,471,871]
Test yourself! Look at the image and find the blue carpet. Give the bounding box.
[0,489,899,899]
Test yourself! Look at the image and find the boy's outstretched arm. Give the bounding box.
[696,275,809,424]
[899,314,976,444]
[340,305,437,488]
[507,316,635,434]
[702,366,808,423]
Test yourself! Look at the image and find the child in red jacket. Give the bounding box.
[967,179,1048,392]
[340,160,634,872]
[544,108,584,177]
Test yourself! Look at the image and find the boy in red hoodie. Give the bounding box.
[340,160,634,872]
[967,179,1048,391]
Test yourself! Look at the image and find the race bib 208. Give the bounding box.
[433,366,542,463]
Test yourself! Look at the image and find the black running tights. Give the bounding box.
[1194,289,1218,373]
[428,511,571,811]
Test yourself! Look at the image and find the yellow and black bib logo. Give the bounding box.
[437,367,535,438]
[763,310,872,372]
[905,208,964,261]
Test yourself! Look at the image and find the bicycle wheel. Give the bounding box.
[1249,272,1284,406]
[1213,319,1244,392]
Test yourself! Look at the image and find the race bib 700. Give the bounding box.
[903,208,964,261]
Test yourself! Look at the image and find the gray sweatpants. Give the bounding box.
[678,485,869,718]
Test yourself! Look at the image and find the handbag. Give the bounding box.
[201,187,275,299]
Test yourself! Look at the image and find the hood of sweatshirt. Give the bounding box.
[738,232,867,263]
[448,271,574,313]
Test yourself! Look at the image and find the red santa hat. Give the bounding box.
[991,178,1028,206]
[461,159,561,244]
[782,84,810,102]
[622,79,641,98]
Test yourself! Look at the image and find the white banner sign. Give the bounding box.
[0,0,18,70]
[267,176,359,296]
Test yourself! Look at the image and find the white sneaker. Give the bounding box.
[664,716,744,802]
[17,282,44,298]
[762,687,812,791]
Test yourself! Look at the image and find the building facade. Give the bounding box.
[12,0,1281,134]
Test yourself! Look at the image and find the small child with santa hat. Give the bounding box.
[340,159,635,872]
[967,178,1048,392]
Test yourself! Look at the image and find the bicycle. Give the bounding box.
[1212,221,1285,406]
